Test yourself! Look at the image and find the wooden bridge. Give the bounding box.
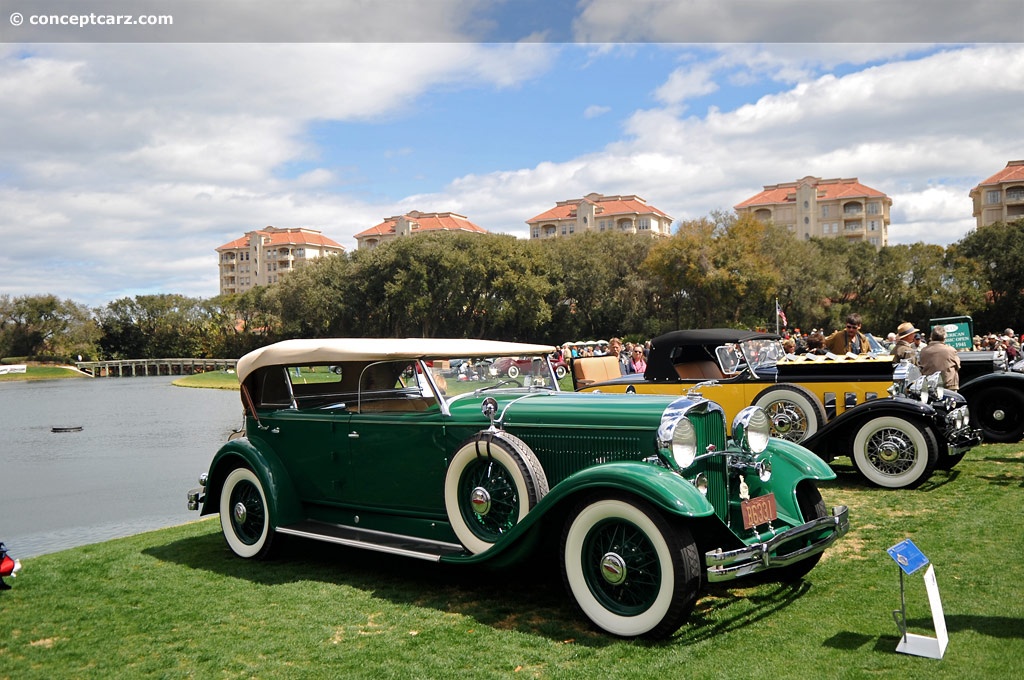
[75,358,237,377]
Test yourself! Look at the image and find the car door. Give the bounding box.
[331,361,448,516]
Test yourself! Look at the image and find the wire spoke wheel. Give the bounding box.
[457,458,521,542]
[753,385,826,443]
[852,416,938,488]
[219,467,275,559]
[561,495,700,638]
[444,433,548,554]
[581,517,662,616]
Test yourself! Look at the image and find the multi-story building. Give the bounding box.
[525,193,674,240]
[216,226,345,295]
[735,176,891,248]
[969,160,1024,228]
[354,211,488,250]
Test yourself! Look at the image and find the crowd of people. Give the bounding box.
[557,315,1021,392]
[559,338,651,375]
[779,314,1023,392]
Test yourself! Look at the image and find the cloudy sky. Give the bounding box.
[2,0,1022,307]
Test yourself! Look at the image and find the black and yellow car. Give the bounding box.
[575,329,980,489]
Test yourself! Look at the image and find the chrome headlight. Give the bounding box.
[910,375,928,403]
[733,406,770,454]
[756,459,772,482]
[925,372,944,401]
[670,417,698,468]
[692,472,709,495]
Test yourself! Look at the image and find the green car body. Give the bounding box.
[188,338,848,638]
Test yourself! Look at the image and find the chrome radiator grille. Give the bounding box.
[689,409,730,520]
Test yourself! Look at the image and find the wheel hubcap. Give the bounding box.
[766,402,806,440]
[600,552,628,585]
[233,501,247,524]
[993,409,1006,421]
[876,440,902,463]
[470,487,491,515]
[866,428,915,474]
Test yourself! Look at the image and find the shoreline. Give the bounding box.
[0,364,239,389]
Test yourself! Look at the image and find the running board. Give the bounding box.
[275,520,466,562]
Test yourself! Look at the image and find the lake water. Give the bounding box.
[0,376,242,558]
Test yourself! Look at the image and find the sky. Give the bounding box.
[1,0,1023,308]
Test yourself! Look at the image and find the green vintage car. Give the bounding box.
[188,338,849,638]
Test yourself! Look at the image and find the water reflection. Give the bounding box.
[0,376,241,558]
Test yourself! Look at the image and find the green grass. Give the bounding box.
[172,371,240,389]
[2,445,1022,679]
[0,365,86,382]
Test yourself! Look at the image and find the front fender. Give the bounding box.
[541,461,717,519]
[201,436,303,527]
[801,396,935,457]
[960,371,1024,398]
[766,438,837,481]
[442,461,714,566]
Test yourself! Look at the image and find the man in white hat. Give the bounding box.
[892,321,920,365]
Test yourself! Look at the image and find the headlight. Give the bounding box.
[671,417,698,468]
[925,372,944,401]
[910,376,928,403]
[733,406,770,454]
[692,472,709,495]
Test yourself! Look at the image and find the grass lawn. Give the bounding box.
[0,365,87,382]
[172,371,240,389]
[2,444,1022,679]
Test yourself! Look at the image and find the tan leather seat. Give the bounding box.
[573,355,622,386]
[674,361,725,380]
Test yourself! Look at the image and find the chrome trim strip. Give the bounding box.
[824,392,836,419]
[704,505,850,582]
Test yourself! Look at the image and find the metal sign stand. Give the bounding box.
[888,539,948,659]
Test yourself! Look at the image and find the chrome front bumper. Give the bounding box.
[705,505,850,582]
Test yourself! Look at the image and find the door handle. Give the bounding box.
[348,432,359,439]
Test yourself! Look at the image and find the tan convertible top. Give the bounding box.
[236,338,557,384]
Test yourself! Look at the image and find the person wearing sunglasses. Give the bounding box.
[628,346,647,374]
[823,313,870,355]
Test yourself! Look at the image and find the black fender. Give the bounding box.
[800,396,937,461]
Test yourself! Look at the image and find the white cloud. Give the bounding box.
[571,0,1016,42]
[2,40,1022,307]
[403,44,1024,247]
[583,104,610,119]
[654,63,718,106]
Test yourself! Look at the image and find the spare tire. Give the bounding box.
[444,432,548,554]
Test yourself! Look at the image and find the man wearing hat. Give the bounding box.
[892,321,919,365]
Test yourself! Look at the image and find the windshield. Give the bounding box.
[740,338,786,372]
[423,353,563,398]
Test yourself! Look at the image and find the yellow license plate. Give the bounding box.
[741,493,778,529]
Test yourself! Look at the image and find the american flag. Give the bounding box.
[776,301,787,327]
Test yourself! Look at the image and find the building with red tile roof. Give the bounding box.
[970,160,1024,227]
[216,226,345,295]
[354,211,488,250]
[735,176,891,248]
[525,193,674,240]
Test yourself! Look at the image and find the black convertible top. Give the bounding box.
[645,329,780,381]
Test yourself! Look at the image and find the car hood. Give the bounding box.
[448,390,683,430]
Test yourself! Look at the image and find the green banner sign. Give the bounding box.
[929,316,973,350]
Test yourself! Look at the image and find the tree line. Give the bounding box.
[3,213,1023,363]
